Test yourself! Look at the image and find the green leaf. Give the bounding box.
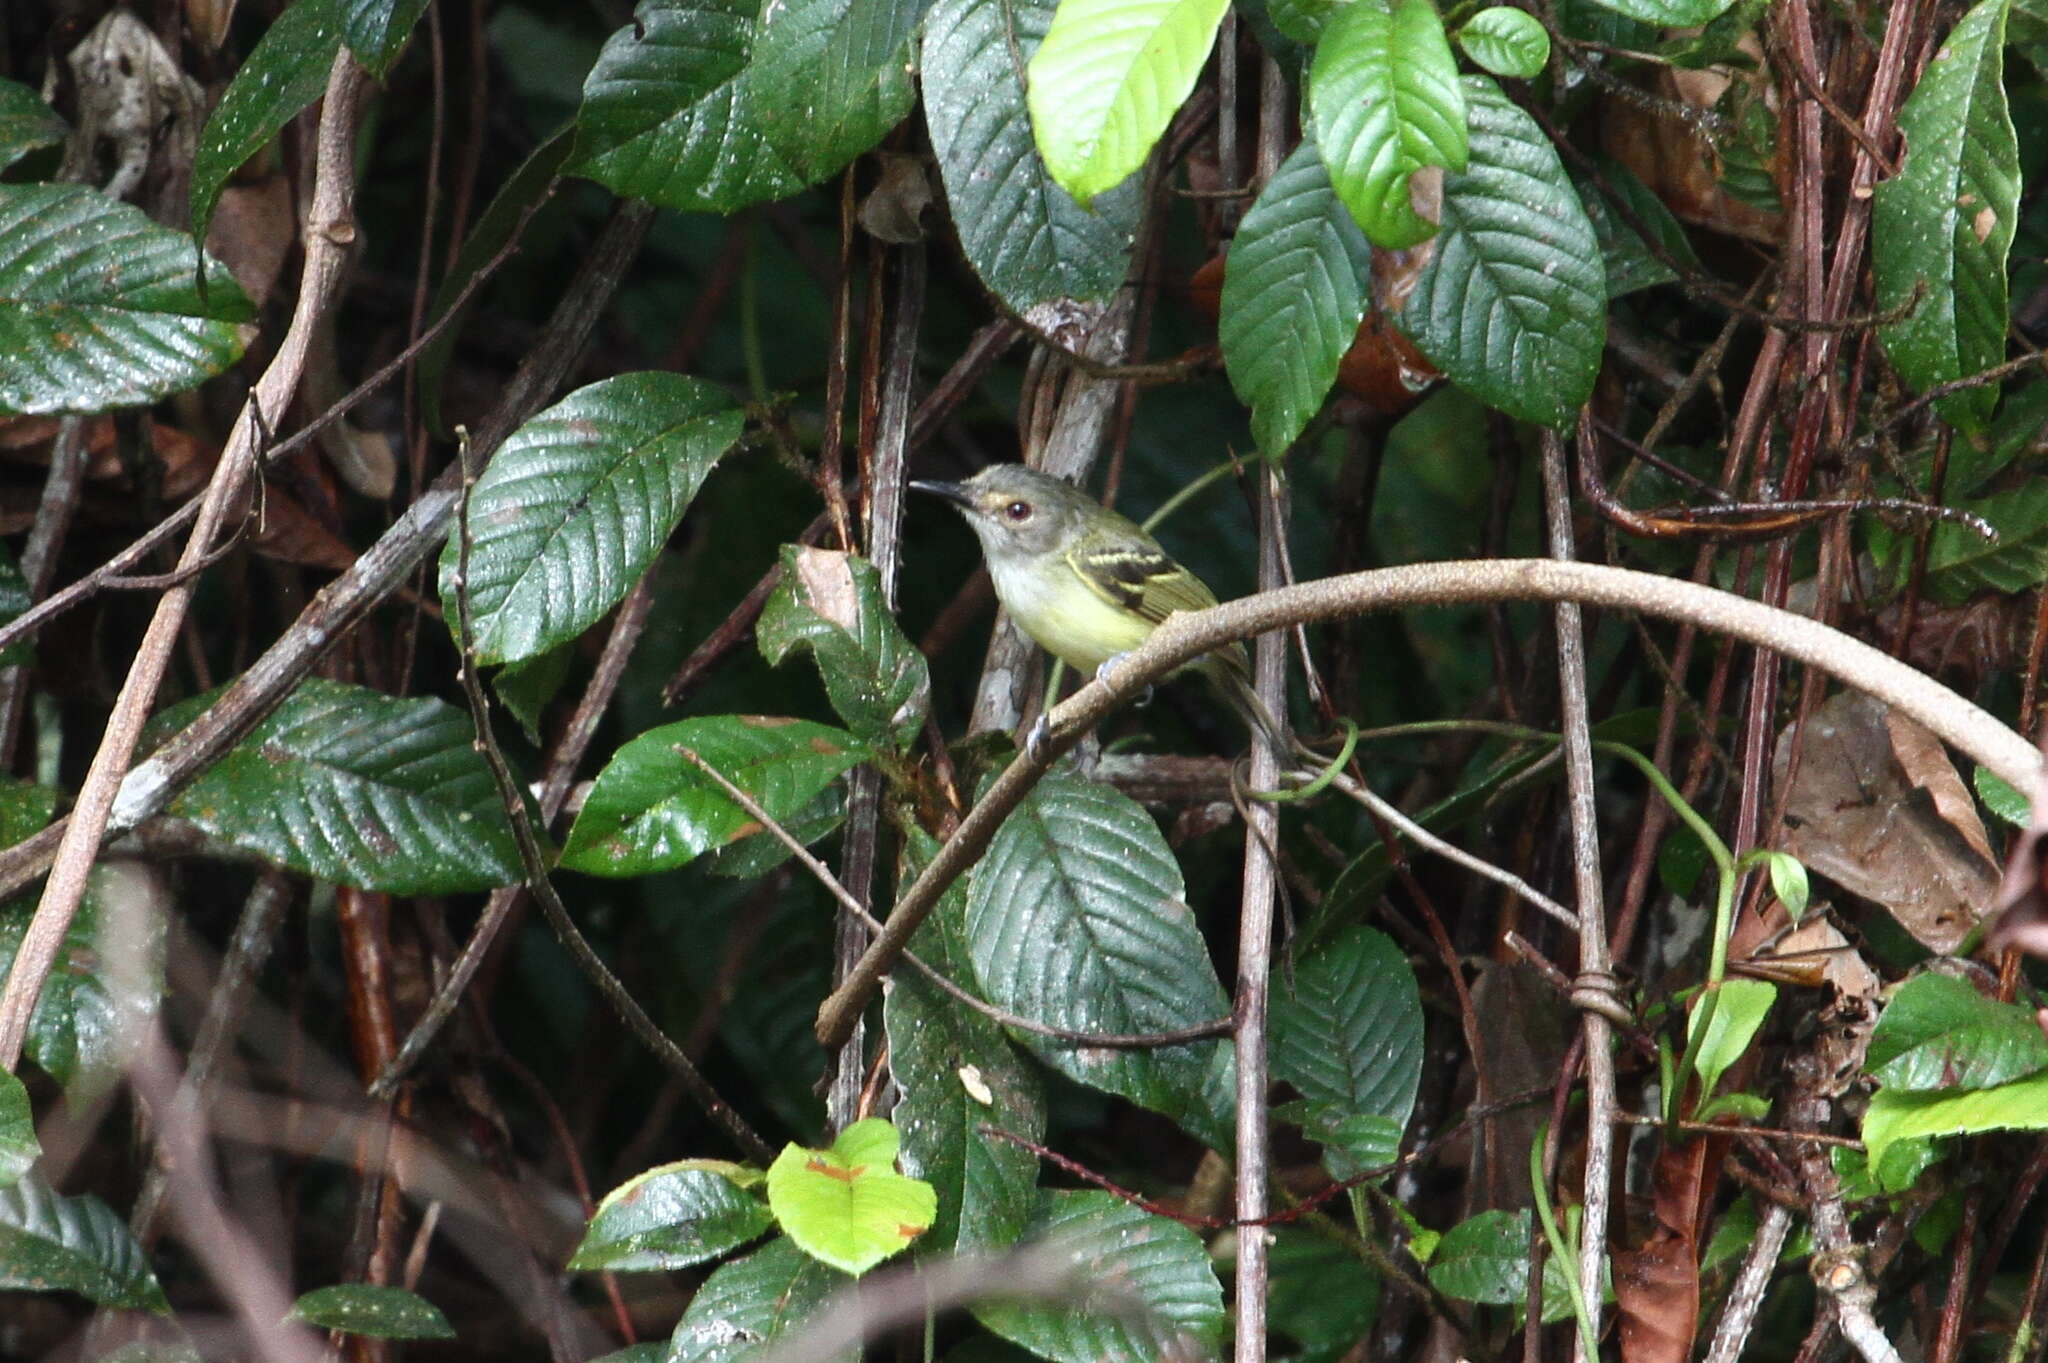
[1760,851,1808,918]
[561,715,867,877]
[289,1285,455,1340]
[1308,0,1465,249]
[1221,141,1374,455]
[1867,972,2048,1092]
[766,1118,937,1275]
[889,836,1046,1255]
[0,1071,38,1188]
[1863,1067,2048,1185]
[191,0,346,245]
[1268,1229,1379,1363]
[0,861,162,1091]
[1574,156,1697,297]
[1457,6,1549,78]
[966,774,1234,1149]
[744,0,923,186]
[0,185,254,416]
[162,679,523,894]
[1280,1103,1404,1179]
[340,0,433,75]
[1976,766,2031,826]
[0,79,66,171]
[922,0,1141,317]
[420,127,574,437]
[972,1190,1225,1363]
[572,1162,773,1272]
[440,372,743,666]
[1272,926,1424,1129]
[0,1175,168,1311]
[0,540,34,669]
[1686,979,1776,1099]
[1025,0,1231,204]
[1874,0,2018,432]
[666,1237,853,1363]
[1427,1207,1529,1304]
[1398,77,1605,427]
[1917,480,2048,602]
[757,546,930,750]
[1575,0,1735,23]
[574,0,912,213]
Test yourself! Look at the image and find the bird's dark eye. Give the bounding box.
[1004,500,1033,522]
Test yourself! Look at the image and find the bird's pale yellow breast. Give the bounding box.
[988,552,1154,673]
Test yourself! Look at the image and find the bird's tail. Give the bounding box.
[1200,648,1292,757]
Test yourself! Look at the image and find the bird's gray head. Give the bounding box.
[910,465,1095,562]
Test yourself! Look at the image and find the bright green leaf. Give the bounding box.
[1221,141,1374,454]
[1976,766,2031,826]
[1874,0,2018,433]
[1026,0,1231,204]
[1576,0,1735,23]
[1458,6,1549,78]
[923,0,1141,317]
[1863,1066,2048,1185]
[1308,0,1467,248]
[1687,979,1776,1099]
[767,1119,936,1276]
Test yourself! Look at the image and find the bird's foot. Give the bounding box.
[1024,712,1055,763]
[1094,653,1132,689]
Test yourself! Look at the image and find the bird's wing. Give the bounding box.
[1064,541,1221,625]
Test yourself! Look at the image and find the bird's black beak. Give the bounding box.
[909,479,974,510]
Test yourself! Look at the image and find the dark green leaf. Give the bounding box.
[1867,971,2048,1092]
[0,79,66,171]
[1269,1229,1378,1363]
[340,0,433,75]
[0,860,162,1091]
[1308,0,1467,248]
[1280,1103,1404,1180]
[0,1175,168,1311]
[0,540,33,668]
[561,715,867,877]
[1427,1207,1529,1304]
[289,1285,455,1340]
[757,545,930,749]
[890,836,1045,1255]
[164,679,523,894]
[666,1236,853,1363]
[191,0,345,244]
[1221,141,1374,454]
[0,185,253,415]
[1272,926,1424,1130]
[745,0,923,185]
[440,372,743,666]
[1398,77,1606,427]
[965,774,1233,1149]
[1874,0,2019,432]
[1574,156,1697,298]
[922,0,1140,317]
[1918,481,2048,602]
[972,1190,1225,1363]
[572,1162,772,1272]
[0,1070,37,1188]
[1575,0,1735,23]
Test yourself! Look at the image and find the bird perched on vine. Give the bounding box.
[911,464,1288,754]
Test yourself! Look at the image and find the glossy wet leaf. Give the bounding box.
[1272,925,1424,1130]
[1458,6,1549,78]
[758,546,930,750]
[0,185,253,415]
[190,0,345,244]
[0,1175,168,1311]
[666,1236,853,1363]
[289,1285,455,1340]
[440,372,743,666]
[574,1163,771,1272]
[340,0,433,74]
[1867,971,2048,1092]
[0,79,65,170]
[561,715,866,877]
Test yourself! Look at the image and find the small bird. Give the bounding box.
[910,463,1287,752]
